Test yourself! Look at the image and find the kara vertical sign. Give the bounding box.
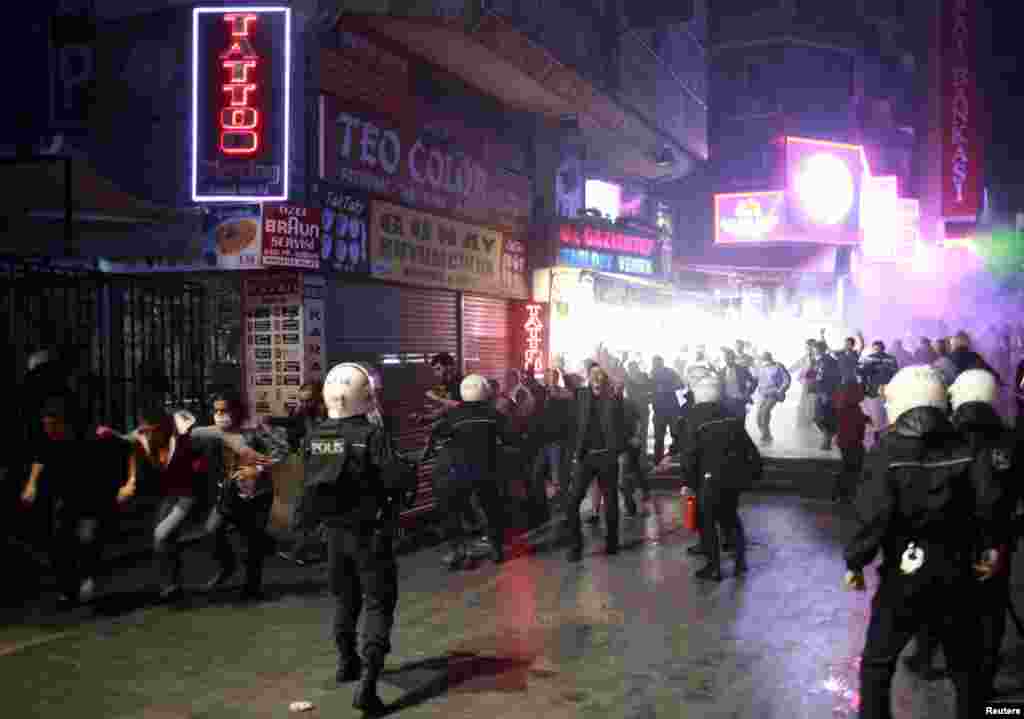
[192,7,291,202]
[942,0,982,220]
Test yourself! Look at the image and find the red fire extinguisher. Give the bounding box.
[682,488,699,532]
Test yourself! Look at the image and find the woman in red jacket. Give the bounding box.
[832,381,872,503]
[116,405,208,601]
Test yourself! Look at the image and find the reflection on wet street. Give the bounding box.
[5,493,1021,718]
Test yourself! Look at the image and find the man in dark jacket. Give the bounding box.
[720,349,758,421]
[567,365,626,563]
[858,340,900,449]
[532,368,575,514]
[904,369,1018,696]
[680,377,761,581]
[301,362,415,715]
[812,341,842,450]
[649,355,683,465]
[427,374,511,570]
[844,366,1001,719]
[950,331,1000,381]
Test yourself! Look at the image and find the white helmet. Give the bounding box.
[949,369,999,412]
[460,374,491,402]
[884,365,947,424]
[323,362,380,421]
[691,377,723,405]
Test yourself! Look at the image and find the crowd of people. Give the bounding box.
[6,322,1024,717]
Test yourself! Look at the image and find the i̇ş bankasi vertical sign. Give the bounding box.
[942,0,982,221]
[192,7,291,202]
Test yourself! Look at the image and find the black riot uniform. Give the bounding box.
[908,401,1020,692]
[845,406,1002,719]
[679,401,761,580]
[299,414,414,714]
[427,401,511,568]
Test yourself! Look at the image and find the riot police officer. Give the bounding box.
[299,362,415,715]
[679,377,760,581]
[904,370,1019,695]
[844,366,1002,719]
[427,374,511,569]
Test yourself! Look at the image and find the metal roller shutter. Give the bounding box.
[461,294,510,385]
[326,281,458,523]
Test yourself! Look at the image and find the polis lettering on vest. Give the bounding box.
[310,439,345,455]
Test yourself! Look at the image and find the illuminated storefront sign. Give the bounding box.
[557,248,654,276]
[942,0,982,220]
[192,7,291,202]
[511,301,550,374]
[555,220,656,277]
[558,222,656,256]
[714,191,785,244]
[220,13,261,156]
[784,137,864,243]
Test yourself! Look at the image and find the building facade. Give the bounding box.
[2,0,708,519]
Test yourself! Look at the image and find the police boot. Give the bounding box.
[335,634,362,684]
[239,563,265,602]
[353,650,387,715]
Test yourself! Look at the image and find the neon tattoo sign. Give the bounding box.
[192,6,291,203]
[220,14,260,155]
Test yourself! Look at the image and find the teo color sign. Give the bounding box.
[192,7,291,202]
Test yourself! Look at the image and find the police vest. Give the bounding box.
[304,420,380,524]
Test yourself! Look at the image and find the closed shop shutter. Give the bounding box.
[461,294,510,385]
[325,281,458,523]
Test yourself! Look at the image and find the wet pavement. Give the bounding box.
[4,491,1024,718]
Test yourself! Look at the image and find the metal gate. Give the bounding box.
[0,259,221,431]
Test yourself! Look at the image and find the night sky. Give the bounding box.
[985,4,1023,192]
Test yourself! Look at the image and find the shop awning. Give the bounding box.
[350,13,700,181]
[674,244,839,280]
[0,154,201,258]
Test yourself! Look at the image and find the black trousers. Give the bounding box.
[208,492,275,590]
[837,445,866,500]
[911,570,1011,697]
[652,413,680,464]
[439,465,504,558]
[53,500,106,598]
[518,436,549,529]
[568,450,619,552]
[433,454,483,534]
[618,448,649,503]
[327,526,398,664]
[697,484,745,571]
[859,562,983,719]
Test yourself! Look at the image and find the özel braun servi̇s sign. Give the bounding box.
[192,7,291,202]
[262,205,322,270]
